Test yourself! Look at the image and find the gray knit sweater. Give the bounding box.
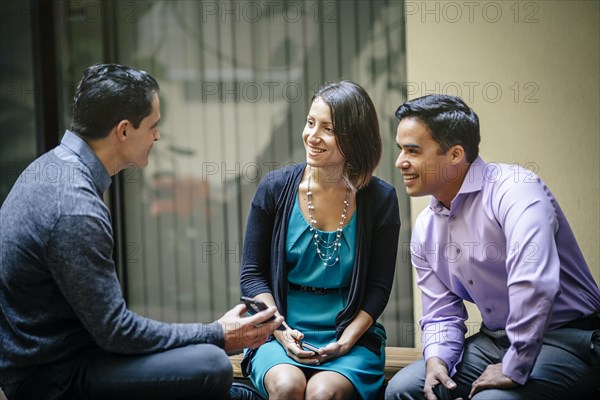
[0,131,223,385]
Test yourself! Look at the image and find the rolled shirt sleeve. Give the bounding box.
[496,173,561,384]
[412,228,468,376]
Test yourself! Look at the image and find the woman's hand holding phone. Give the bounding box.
[270,323,324,366]
[299,341,321,352]
[239,296,334,366]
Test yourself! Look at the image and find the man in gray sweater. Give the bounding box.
[0,63,281,399]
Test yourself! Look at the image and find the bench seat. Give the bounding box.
[231,347,600,399]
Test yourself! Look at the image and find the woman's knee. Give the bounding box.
[305,383,337,399]
[266,377,305,398]
[305,372,354,400]
[264,365,306,398]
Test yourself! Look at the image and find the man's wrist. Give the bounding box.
[426,356,449,371]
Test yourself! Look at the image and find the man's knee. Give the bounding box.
[189,343,232,378]
[384,377,422,400]
[178,343,232,395]
[384,360,425,400]
[471,389,512,400]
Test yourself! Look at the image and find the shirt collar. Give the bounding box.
[60,130,112,193]
[459,156,487,195]
[429,156,487,212]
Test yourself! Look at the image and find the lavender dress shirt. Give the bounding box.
[411,157,600,385]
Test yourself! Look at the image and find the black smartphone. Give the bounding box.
[240,296,273,318]
[299,341,321,352]
[241,296,280,321]
[240,296,286,330]
[432,384,452,400]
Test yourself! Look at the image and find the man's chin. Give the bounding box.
[405,187,425,198]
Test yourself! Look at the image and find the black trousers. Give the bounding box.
[4,344,232,400]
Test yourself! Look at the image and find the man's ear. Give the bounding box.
[116,120,130,141]
[450,145,466,163]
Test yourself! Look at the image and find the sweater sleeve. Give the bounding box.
[240,172,277,298]
[46,215,224,354]
[240,169,288,297]
[361,181,401,321]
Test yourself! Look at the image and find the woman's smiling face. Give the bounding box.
[302,97,345,171]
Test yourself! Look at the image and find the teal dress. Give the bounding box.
[248,194,386,400]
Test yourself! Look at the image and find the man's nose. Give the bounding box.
[396,154,409,169]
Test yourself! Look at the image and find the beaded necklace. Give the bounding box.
[306,167,350,267]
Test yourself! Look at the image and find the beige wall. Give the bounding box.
[404,0,600,344]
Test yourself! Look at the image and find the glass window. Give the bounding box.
[113,0,413,346]
[0,2,37,205]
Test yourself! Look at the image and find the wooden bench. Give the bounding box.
[230,346,422,381]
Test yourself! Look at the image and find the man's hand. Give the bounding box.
[469,363,518,398]
[424,357,458,400]
[218,304,283,354]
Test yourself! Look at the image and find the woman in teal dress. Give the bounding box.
[240,81,401,399]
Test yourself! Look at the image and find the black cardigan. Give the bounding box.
[240,163,401,374]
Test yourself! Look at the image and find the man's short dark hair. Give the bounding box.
[313,80,382,190]
[395,94,480,163]
[71,63,160,140]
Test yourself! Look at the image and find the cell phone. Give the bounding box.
[240,296,273,318]
[240,296,286,330]
[299,341,321,352]
[432,384,452,400]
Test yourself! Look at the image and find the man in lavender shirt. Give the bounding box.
[0,64,281,399]
[385,94,600,400]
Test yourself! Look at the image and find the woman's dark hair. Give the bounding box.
[395,94,480,163]
[312,81,382,190]
[71,63,160,140]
